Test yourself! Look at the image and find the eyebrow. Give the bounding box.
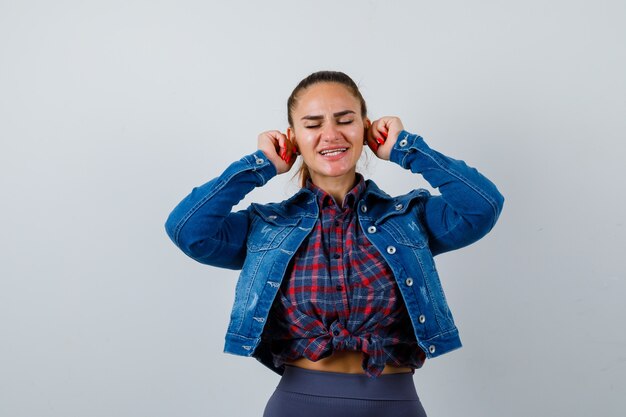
[301,110,356,121]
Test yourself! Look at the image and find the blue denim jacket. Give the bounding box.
[165,131,504,374]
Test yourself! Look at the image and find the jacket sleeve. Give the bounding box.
[164,150,277,269]
[389,131,505,256]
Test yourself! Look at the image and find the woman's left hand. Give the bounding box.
[365,116,404,160]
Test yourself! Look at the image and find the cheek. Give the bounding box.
[295,137,317,161]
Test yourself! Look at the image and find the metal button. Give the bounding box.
[418,314,426,324]
[405,277,413,287]
[367,225,377,233]
[255,158,264,165]
[395,203,403,211]
[360,205,367,213]
[428,345,436,354]
[268,215,277,220]
[386,246,396,255]
[399,138,408,147]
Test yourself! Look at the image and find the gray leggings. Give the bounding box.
[263,366,427,417]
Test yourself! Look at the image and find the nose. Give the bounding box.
[321,123,341,141]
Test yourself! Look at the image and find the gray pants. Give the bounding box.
[263,366,427,417]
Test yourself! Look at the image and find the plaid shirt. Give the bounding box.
[265,175,425,377]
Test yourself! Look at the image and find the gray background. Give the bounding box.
[1,0,625,416]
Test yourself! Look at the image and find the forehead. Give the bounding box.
[294,82,360,115]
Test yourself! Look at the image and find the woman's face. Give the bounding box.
[289,82,368,187]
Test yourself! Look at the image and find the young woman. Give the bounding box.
[165,71,504,416]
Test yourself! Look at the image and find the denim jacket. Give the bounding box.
[165,131,504,374]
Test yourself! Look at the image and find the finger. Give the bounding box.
[271,132,288,160]
[284,139,293,164]
[370,120,389,145]
[365,133,379,153]
[263,130,281,148]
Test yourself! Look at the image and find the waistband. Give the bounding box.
[277,366,419,400]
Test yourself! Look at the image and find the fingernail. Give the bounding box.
[382,131,388,138]
[376,137,385,145]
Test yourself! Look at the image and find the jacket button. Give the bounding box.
[255,157,264,165]
[418,314,426,324]
[428,345,436,354]
[268,215,277,220]
[361,205,368,213]
[405,277,413,286]
[386,246,396,255]
[367,225,377,233]
[399,138,408,147]
[395,203,403,211]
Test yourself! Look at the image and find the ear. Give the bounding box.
[287,127,299,154]
[363,118,371,144]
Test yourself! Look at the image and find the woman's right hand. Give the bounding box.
[257,130,297,175]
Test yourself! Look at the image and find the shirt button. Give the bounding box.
[395,203,403,211]
[333,253,341,259]
[336,285,343,291]
[428,345,436,354]
[405,277,413,287]
[418,314,426,324]
[399,138,408,147]
[386,246,396,255]
[334,220,340,226]
[360,205,367,213]
[333,330,340,336]
[367,225,377,233]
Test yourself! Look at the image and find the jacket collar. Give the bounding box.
[363,179,394,201]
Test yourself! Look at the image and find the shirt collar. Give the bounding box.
[305,173,366,210]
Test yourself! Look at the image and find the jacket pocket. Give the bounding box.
[246,214,299,252]
[382,215,429,248]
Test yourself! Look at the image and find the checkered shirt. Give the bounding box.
[264,175,425,377]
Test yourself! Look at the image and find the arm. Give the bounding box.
[367,118,504,256]
[164,131,296,269]
[390,131,504,255]
[164,150,277,269]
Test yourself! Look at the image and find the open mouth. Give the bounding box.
[319,148,348,157]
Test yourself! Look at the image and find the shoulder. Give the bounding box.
[363,179,431,208]
[247,188,318,224]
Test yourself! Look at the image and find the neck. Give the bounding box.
[310,172,357,205]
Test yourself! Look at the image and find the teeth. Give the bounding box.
[320,148,347,156]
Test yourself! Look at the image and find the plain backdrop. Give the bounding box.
[1,1,625,416]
